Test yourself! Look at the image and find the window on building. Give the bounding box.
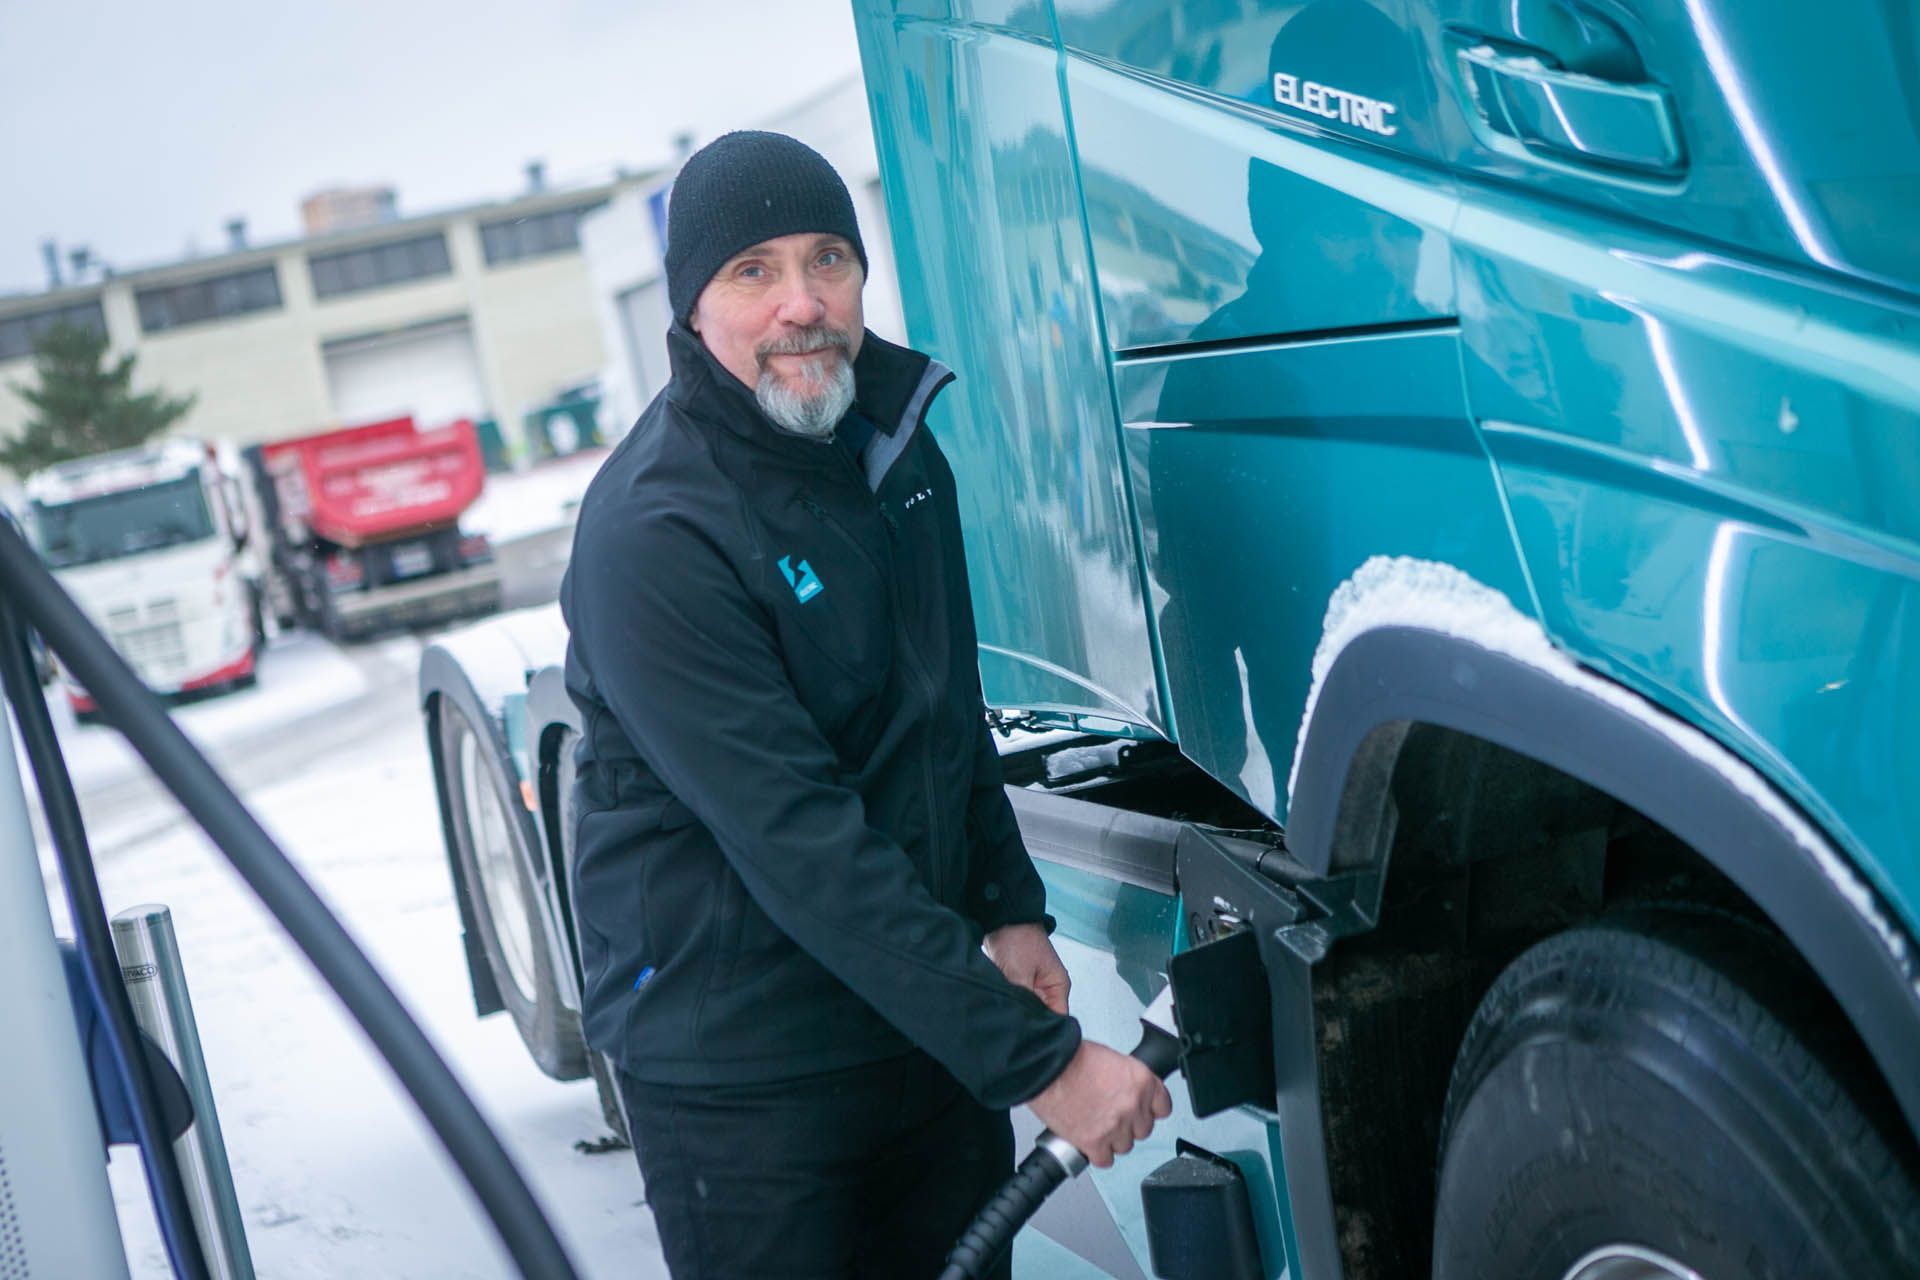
[309,232,452,299]
[136,265,282,333]
[0,298,108,363]
[479,203,604,266]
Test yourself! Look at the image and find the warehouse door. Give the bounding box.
[323,317,488,427]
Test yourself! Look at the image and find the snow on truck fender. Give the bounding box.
[418,602,569,725]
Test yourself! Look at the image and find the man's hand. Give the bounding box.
[984,922,1070,1015]
[1026,1041,1172,1168]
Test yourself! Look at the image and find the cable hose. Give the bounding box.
[937,1146,1071,1280]
[0,597,213,1280]
[0,518,581,1280]
[939,1020,1182,1280]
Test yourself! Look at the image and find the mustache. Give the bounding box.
[756,327,853,364]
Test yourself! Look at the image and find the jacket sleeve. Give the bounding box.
[566,509,1080,1109]
[962,709,1054,936]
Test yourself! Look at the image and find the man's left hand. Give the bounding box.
[984,922,1070,1015]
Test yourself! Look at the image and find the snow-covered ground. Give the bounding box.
[17,446,660,1278]
[32,633,399,794]
[40,653,661,1279]
[464,450,609,547]
[21,444,1091,1278]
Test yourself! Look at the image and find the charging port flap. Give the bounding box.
[1168,928,1278,1118]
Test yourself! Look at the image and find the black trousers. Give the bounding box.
[620,1051,1016,1280]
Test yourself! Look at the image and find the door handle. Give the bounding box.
[1457,43,1685,174]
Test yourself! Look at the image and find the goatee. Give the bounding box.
[755,326,856,439]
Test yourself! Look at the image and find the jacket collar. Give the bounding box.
[664,322,953,465]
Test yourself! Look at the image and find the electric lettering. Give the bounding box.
[1273,71,1400,137]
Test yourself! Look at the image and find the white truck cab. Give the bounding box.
[24,439,266,712]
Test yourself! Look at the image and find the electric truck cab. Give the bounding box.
[418,1,1920,1276]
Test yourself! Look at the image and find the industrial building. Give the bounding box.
[0,169,644,460]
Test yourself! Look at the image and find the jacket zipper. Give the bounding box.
[806,452,951,902]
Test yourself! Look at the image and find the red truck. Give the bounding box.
[246,416,500,641]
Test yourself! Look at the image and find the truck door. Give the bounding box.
[1057,0,1533,819]
[1409,0,1920,928]
[857,2,1166,734]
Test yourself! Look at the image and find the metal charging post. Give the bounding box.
[0,703,134,1279]
[111,904,257,1280]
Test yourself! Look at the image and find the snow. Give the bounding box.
[427,604,568,720]
[43,673,661,1279]
[25,633,399,797]
[1291,555,1915,987]
[34,651,1081,1279]
[8,444,1127,1277]
[464,451,609,548]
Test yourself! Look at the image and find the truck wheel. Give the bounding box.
[555,730,630,1145]
[1433,913,1920,1280]
[248,583,269,655]
[440,702,586,1079]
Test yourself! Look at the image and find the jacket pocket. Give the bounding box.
[731,894,802,990]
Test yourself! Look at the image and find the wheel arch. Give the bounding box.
[1288,622,1920,1141]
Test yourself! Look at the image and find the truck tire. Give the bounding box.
[555,730,631,1145]
[300,562,342,641]
[440,701,586,1080]
[1433,912,1920,1280]
[247,582,269,656]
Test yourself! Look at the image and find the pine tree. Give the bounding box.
[1,322,196,474]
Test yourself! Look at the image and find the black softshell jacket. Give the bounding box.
[559,324,1081,1110]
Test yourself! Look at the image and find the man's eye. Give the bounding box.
[817,250,843,267]
[738,264,766,279]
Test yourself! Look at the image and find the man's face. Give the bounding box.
[691,232,865,437]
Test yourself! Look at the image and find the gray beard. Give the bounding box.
[754,332,856,439]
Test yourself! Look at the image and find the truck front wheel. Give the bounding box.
[440,702,585,1080]
[1433,913,1919,1280]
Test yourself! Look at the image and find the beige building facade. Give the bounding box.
[0,180,638,464]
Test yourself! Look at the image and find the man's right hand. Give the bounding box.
[1026,1040,1173,1168]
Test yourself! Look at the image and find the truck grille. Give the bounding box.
[106,598,189,684]
[114,621,189,681]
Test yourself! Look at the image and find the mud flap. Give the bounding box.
[1140,1141,1264,1280]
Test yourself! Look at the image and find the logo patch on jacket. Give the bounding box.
[779,555,824,604]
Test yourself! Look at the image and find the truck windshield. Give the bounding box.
[31,475,216,568]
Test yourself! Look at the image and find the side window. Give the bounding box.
[1060,0,1456,349]
[1057,0,1442,161]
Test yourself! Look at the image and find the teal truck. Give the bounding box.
[418,2,1920,1276]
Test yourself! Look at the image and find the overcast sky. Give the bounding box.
[0,0,867,296]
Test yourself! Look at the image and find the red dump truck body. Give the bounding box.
[249,417,500,641]
[260,416,487,548]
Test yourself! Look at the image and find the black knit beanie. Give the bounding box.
[666,131,868,323]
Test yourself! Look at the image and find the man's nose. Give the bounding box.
[772,274,828,326]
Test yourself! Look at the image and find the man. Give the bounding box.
[560,131,1169,1279]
